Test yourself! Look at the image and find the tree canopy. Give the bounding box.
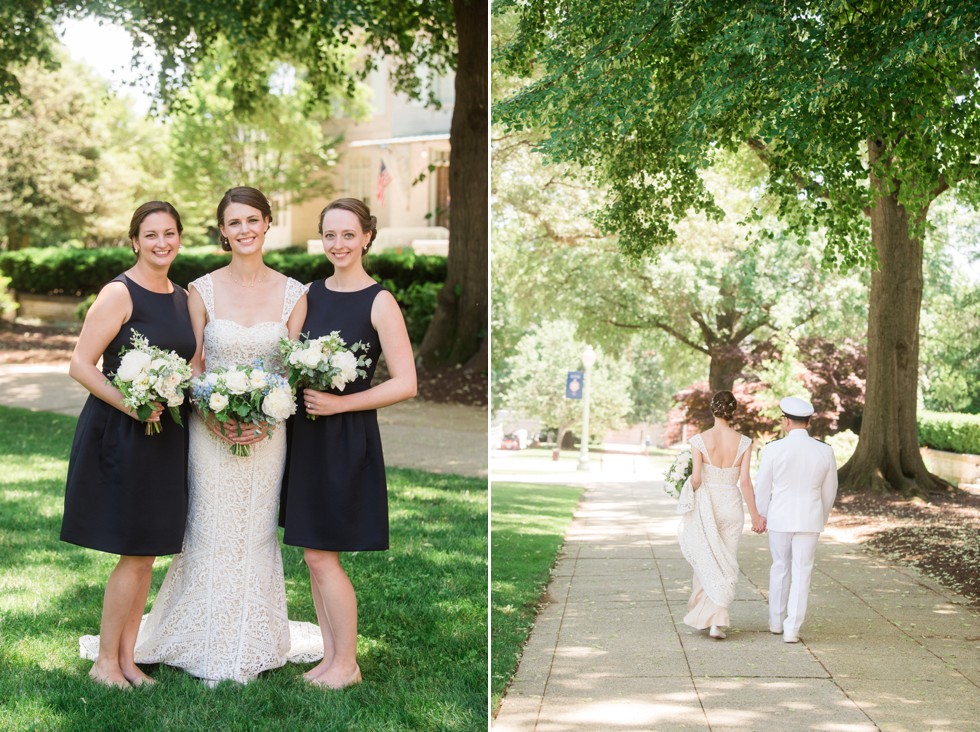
[495,1,980,493]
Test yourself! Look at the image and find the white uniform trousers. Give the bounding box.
[768,531,819,638]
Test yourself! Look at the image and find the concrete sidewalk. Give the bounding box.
[493,454,980,731]
[0,363,487,478]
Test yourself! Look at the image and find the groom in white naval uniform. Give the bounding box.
[754,397,838,643]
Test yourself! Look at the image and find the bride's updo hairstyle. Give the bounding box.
[318,198,379,253]
[710,390,738,421]
[216,186,273,251]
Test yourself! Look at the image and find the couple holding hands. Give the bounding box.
[678,391,839,643]
[60,187,415,688]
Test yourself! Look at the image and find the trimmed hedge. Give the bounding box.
[919,411,980,455]
[1,246,447,345]
[0,246,447,296]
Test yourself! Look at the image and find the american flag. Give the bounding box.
[376,159,393,204]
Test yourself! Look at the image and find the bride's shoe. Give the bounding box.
[709,625,726,639]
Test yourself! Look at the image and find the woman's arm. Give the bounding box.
[68,281,161,422]
[738,451,766,533]
[690,445,703,491]
[286,291,308,340]
[304,291,417,416]
[186,285,208,377]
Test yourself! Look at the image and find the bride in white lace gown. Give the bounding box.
[80,188,322,682]
[677,391,765,639]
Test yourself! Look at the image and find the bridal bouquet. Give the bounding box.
[190,362,296,456]
[111,331,192,436]
[664,449,693,498]
[279,332,372,420]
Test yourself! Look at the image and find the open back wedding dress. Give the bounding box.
[677,432,752,629]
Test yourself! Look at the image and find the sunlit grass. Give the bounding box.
[490,481,583,709]
[0,406,487,731]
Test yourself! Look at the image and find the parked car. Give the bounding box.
[500,434,520,450]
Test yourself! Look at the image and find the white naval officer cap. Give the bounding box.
[780,396,814,419]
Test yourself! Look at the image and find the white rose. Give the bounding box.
[299,348,323,369]
[261,387,296,421]
[288,350,302,365]
[331,351,359,382]
[116,350,152,382]
[209,392,229,412]
[249,369,269,391]
[150,357,170,373]
[223,370,251,394]
[330,373,348,391]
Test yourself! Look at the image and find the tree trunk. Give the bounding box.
[839,155,946,495]
[417,0,488,370]
[707,346,742,391]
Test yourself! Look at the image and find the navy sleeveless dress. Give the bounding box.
[60,274,196,556]
[281,281,388,551]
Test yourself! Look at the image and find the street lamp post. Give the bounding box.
[577,345,596,471]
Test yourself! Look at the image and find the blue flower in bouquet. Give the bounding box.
[190,361,296,456]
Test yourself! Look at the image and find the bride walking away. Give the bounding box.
[677,390,766,639]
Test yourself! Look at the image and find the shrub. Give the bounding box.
[0,246,447,296]
[3,246,447,345]
[918,411,980,455]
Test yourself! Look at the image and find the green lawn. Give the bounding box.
[490,481,583,709]
[0,406,487,732]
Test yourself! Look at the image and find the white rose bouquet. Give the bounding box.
[190,361,296,456]
[664,450,693,499]
[279,332,372,420]
[110,331,192,436]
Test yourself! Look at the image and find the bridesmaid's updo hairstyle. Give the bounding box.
[710,390,738,421]
[129,201,183,256]
[318,198,379,253]
[216,186,273,251]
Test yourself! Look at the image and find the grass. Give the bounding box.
[489,481,583,709]
[0,406,487,732]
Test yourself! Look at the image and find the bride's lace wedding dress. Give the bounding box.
[677,432,752,629]
[80,274,321,683]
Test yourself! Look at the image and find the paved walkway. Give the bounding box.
[0,363,487,478]
[493,452,980,732]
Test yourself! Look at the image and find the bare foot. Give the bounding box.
[302,659,333,681]
[89,664,130,689]
[308,663,361,690]
[122,666,155,687]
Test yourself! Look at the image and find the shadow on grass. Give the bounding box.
[0,407,489,732]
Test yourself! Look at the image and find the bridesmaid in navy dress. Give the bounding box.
[282,198,416,689]
[61,201,195,687]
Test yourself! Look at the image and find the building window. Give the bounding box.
[431,150,450,229]
[346,155,374,204]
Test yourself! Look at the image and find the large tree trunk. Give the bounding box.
[707,346,742,391]
[839,152,945,495]
[417,0,488,369]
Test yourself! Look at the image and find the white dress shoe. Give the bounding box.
[783,634,799,643]
[769,626,783,634]
[709,625,726,639]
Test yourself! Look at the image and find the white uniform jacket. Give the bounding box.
[755,429,838,533]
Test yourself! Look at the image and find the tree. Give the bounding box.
[0,1,486,369]
[165,42,355,239]
[493,141,867,391]
[501,320,633,456]
[497,2,980,494]
[0,52,161,249]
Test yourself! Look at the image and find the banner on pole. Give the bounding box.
[566,371,583,399]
